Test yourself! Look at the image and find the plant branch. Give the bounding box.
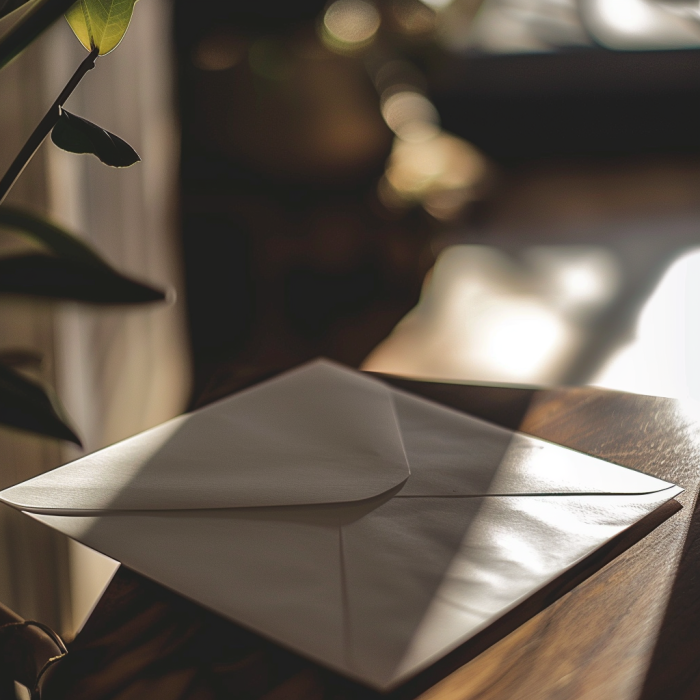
[0,46,99,205]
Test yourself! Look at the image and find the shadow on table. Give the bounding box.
[638,488,700,700]
[373,374,537,432]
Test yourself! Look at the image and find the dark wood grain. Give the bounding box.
[43,377,700,700]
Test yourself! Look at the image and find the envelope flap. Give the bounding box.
[393,391,676,497]
[0,361,410,513]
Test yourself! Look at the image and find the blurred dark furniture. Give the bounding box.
[173,0,700,397]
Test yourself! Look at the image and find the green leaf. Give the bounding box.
[0,206,109,268]
[0,0,76,69]
[51,109,140,167]
[0,254,167,303]
[65,0,137,55]
[0,361,81,444]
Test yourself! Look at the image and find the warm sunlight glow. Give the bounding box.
[418,0,454,10]
[524,247,620,317]
[593,248,700,399]
[363,245,578,384]
[593,0,655,34]
[474,300,569,379]
[585,0,700,49]
[380,133,488,219]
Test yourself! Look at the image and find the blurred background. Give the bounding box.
[4,0,700,641]
[174,0,700,401]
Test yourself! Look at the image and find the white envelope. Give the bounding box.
[0,360,682,690]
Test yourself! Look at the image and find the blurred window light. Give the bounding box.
[471,296,570,379]
[363,245,580,385]
[192,29,246,71]
[322,0,381,51]
[595,0,655,32]
[444,0,593,53]
[363,243,623,384]
[580,0,700,49]
[523,246,620,318]
[381,90,441,141]
[420,0,456,10]
[593,248,700,399]
[439,0,700,53]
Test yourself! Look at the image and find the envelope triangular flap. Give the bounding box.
[1,361,411,512]
[392,390,675,496]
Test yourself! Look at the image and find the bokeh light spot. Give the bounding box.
[192,29,245,71]
[381,133,489,220]
[381,90,440,141]
[322,0,381,51]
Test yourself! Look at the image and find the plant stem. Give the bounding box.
[0,46,99,206]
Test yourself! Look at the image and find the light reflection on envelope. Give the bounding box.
[0,360,682,690]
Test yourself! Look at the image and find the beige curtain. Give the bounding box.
[0,36,71,633]
[0,1,191,635]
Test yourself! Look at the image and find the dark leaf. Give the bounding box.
[0,348,42,369]
[0,0,76,70]
[0,362,80,444]
[0,254,166,303]
[51,109,140,167]
[0,206,108,268]
[0,208,168,304]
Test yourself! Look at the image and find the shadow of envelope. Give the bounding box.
[0,361,683,691]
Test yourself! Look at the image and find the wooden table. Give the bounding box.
[42,375,700,700]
